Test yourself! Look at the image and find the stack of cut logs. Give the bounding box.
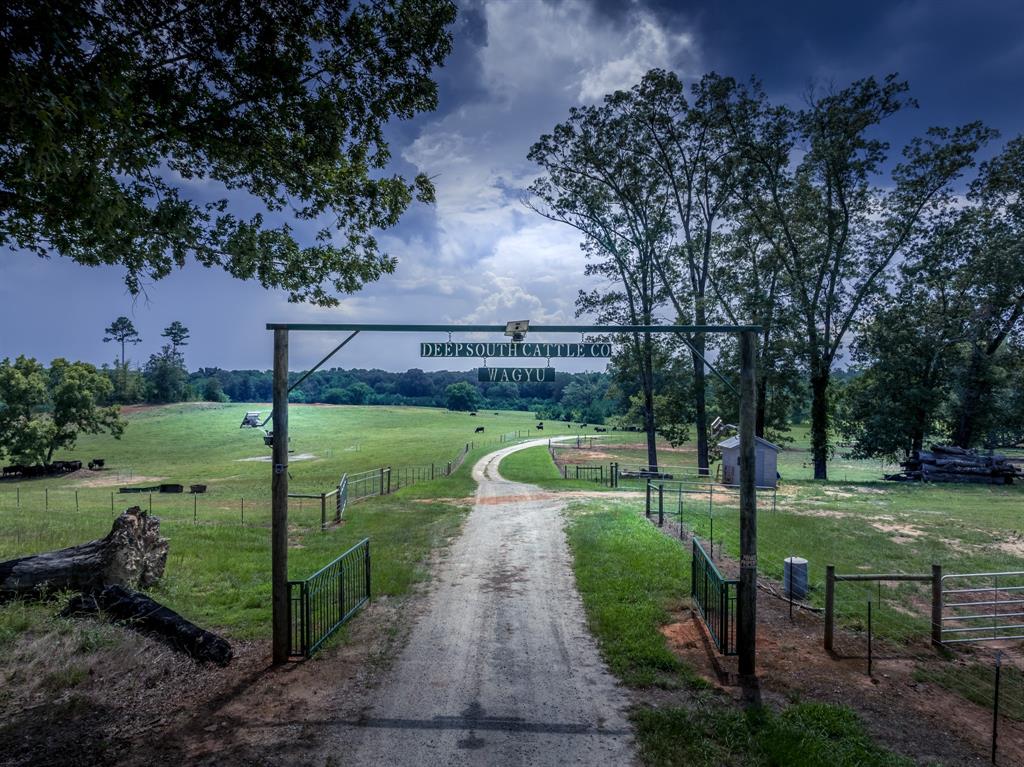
[886,444,1020,484]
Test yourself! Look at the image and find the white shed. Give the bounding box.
[718,435,780,489]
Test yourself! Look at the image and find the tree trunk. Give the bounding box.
[755,377,768,439]
[0,507,168,599]
[952,345,989,448]
[910,425,925,457]
[690,332,709,475]
[64,585,232,666]
[810,368,830,481]
[642,332,659,471]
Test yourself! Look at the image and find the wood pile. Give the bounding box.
[886,444,1020,484]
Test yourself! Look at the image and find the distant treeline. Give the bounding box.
[189,367,617,423]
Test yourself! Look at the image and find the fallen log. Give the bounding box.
[0,507,168,599]
[63,585,232,666]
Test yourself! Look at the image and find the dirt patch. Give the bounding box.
[870,522,925,538]
[411,496,476,507]
[236,453,317,463]
[790,508,851,519]
[993,537,1024,558]
[71,472,166,488]
[823,488,857,499]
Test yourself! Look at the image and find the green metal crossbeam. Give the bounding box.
[266,323,761,333]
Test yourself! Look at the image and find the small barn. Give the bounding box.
[718,435,780,489]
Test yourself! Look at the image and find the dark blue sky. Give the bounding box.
[1,0,1021,373]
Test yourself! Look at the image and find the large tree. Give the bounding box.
[103,316,142,369]
[144,346,188,404]
[625,70,747,473]
[946,135,1024,447]
[1,0,456,304]
[0,356,125,465]
[161,321,190,354]
[729,75,992,478]
[528,100,671,470]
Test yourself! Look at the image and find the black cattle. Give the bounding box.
[580,423,588,429]
[469,412,477,416]
[536,422,544,430]
[595,427,607,432]
[475,426,485,433]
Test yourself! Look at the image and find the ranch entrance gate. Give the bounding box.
[264,322,762,680]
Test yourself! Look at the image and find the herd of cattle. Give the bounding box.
[2,458,104,479]
[468,417,614,434]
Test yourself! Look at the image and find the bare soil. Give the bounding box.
[236,453,317,463]
[0,589,420,767]
[71,472,167,488]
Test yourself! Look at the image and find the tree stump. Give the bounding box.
[0,507,169,599]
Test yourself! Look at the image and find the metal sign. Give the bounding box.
[478,367,555,383]
[422,342,611,358]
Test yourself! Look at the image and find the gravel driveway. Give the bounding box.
[341,438,635,766]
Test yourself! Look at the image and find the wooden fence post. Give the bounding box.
[271,327,290,665]
[931,563,943,647]
[737,329,758,682]
[320,493,326,531]
[645,483,651,518]
[824,565,835,652]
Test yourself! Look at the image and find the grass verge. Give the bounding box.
[563,500,913,766]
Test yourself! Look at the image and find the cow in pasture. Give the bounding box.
[536,422,544,430]
[470,412,477,416]
[2,465,23,478]
[595,427,607,432]
[475,426,485,433]
[580,423,588,429]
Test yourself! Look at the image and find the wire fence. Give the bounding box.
[634,483,1024,764]
[828,573,1024,763]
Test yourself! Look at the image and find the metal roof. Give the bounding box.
[718,435,781,451]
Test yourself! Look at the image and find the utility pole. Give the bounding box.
[737,329,758,691]
[271,329,290,664]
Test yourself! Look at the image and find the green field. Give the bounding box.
[0,403,550,638]
[518,437,1024,645]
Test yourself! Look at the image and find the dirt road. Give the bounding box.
[337,438,635,766]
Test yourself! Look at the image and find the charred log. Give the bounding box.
[63,585,232,666]
[0,507,168,599]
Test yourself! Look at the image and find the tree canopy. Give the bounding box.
[0,356,125,465]
[1,0,456,304]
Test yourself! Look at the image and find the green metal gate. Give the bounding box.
[691,537,739,655]
[288,538,370,658]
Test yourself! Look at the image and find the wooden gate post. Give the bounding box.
[271,328,290,665]
[931,563,943,647]
[824,565,836,652]
[737,329,758,682]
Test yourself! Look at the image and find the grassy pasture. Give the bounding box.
[0,403,547,638]
[515,439,1024,644]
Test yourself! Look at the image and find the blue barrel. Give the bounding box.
[783,557,809,600]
